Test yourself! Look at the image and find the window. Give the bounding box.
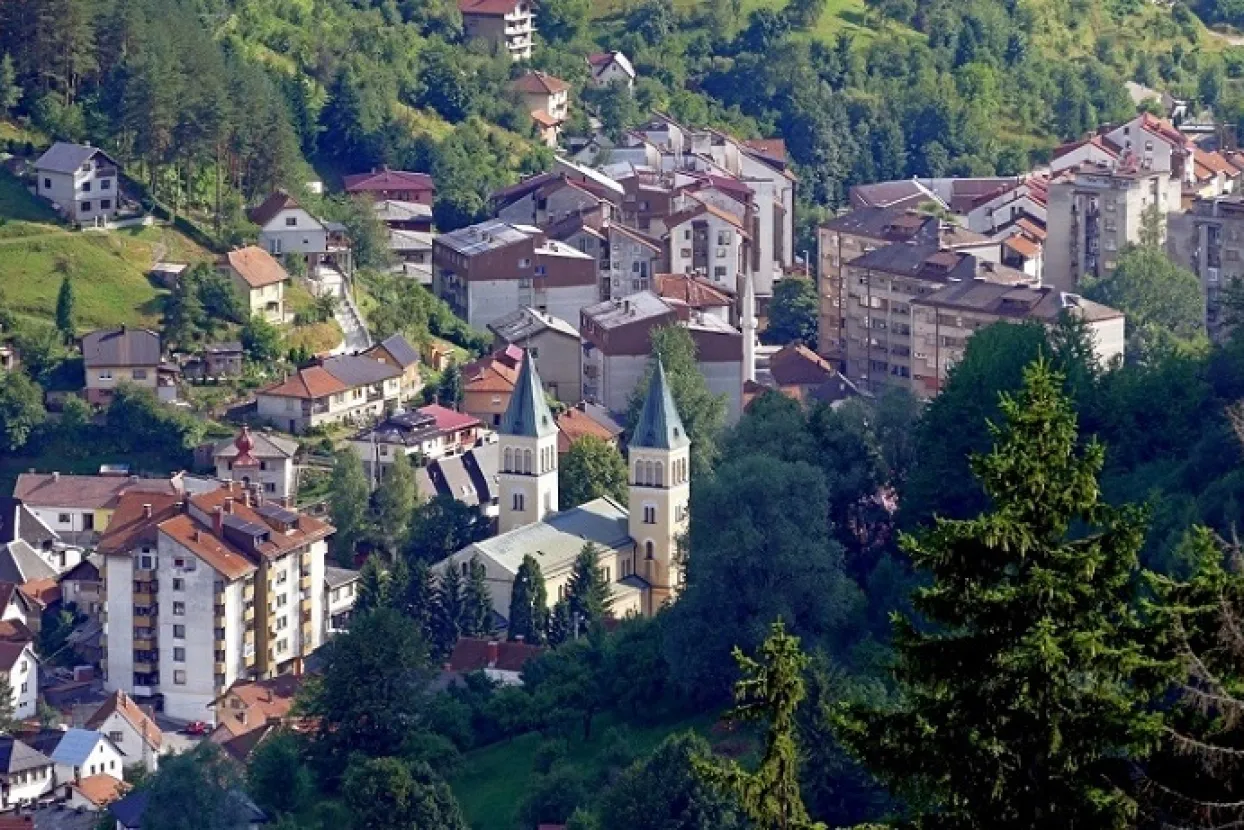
[285,216,297,226]
[512,491,525,511]
[98,370,112,380]
[19,682,26,694]
[714,266,727,279]
[643,505,656,524]
[109,731,122,743]
[100,199,112,210]
[100,179,110,190]
[173,625,185,639]
[81,201,91,211]
[173,647,185,662]
[717,231,730,245]
[680,248,691,258]
[265,482,276,493]
[172,602,185,616]
[139,554,154,570]
[173,578,184,591]
[683,229,691,241]
[173,670,186,685]
[82,181,91,192]
[716,248,727,258]
[645,540,655,559]
[58,513,71,524]
[519,257,531,268]
[43,178,50,189]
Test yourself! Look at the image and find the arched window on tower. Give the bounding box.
[503,448,513,472]
[645,540,655,559]
[655,461,664,486]
[634,459,643,485]
[523,449,533,474]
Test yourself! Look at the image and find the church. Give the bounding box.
[435,350,690,621]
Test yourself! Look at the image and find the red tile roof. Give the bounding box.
[653,273,733,309]
[418,404,482,433]
[556,407,618,453]
[769,344,838,387]
[459,0,522,14]
[531,109,562,129]
[0,641,30,672]
[743,138,787,162]
[85,691,163,750]
[248,190,304,227]
[1004,234,1041,259]
[17,579,58,608]
[259,365,349,400]
[97,492,182,555]
[448,638,545,673]
[510,71,570,96]
[14,474,178,510]
[342,169,434,194]
[157,514,257,580]
[221,246,289,289]
[72,774,128,807]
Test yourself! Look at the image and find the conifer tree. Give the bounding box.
[0,54,18,116]
[0,674,16,735]
[402,559,437,644]
[374,454,417,559]
[461,556,493,637]
[833,361,1164,829]
[548,598,573,646]
[355,555,386,617]
[329,449,370,566]
[692,620,825,830]
[508,554,549,644]
[434,565,466,654]
[55,275,74,344]
[566,542,611,627]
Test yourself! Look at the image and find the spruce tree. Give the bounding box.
[55,275,75,344]
[329,449,370,566]
[548,598,573,646]
[434,565,466,654]
[566,542,612,627]
[402,559,437,644]
[355,555,386,616]
[508,554,549,644]
[374,454,417,559]
[0,54,18,116]
[692,620,825,830]
[833,360,1164,829]
[461,556,493,637]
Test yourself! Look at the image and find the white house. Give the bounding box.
[664,201,749,290]
[0,737,54,808]
[587,51,636,89]
[83,691,163,773]
[0,641,37,720]
[213,427,299,504]
[48,728,126,784]
[249,190,329,256]
[33,142,121,225]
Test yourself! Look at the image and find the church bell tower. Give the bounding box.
[497,350,559,534]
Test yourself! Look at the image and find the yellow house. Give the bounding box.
[218,246,289,324]
[12,472,181,546]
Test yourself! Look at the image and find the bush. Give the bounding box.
[533,737,569,774]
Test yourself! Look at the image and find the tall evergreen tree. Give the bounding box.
[438,363,464,408]
[833,361,1166,829]
[0,674,16,735]
[355,555,386,616]
[0,54,18,116]
[374,454,418,559]
[693,620,825,830]
[566,542,611,628]
[329,449,370,566]
[548,598,573,646]
[461,556,493,638]
[401,558,437,643]
[54,275,74,343]
[434,565,466,654]
[508,554,549,644]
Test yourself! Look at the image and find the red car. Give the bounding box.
[183,721,210,736]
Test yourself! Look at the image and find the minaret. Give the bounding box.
[497,350,559,534]
[628,359,692,615]
[741,271,757,384]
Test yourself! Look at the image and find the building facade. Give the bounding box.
[213,428,299,503]
[34,143,121,225]
[255,355,402,434]
[459,0,534,59]
[496,354,560,534]
[1169,195,1244,341]
[487,307,582,404]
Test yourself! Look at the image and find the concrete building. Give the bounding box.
[462,346,522,428]
[324,567,360,634]
[652,273,733,323]
[664,200,750,292]
[98,486,333,721]
[459,0,534,60]
[33,142,121,225]
[433,219,597,330]
[910,281,1125,398]
[586,51,636,89]
[510,72,570,147]
[487,307,582,403]
[255,354,402,434]
[218,247,288,324]
[1169,195,1244,341]
[13,473,180,550]
[363,334,422,403]
[350,405,484,483]
[343,169,435,206]
[82,691,163,773]
[1044,161,1181,293]
[82,327,176,406]
[213,427,299,504]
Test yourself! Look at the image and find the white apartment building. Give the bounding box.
[34,142,121,225]
[99,486,332,722]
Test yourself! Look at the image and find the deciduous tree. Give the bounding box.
[0,371,45,452]
[762,277,818,346]
[559,436,627,510]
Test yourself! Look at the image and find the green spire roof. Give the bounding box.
[501,351,557,438]
[631,359,690,450]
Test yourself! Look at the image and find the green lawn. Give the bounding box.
[452,711,725,830]
[590,0,875,39]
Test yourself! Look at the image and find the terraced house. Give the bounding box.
[98,486,334,721]
[255,354,402,434]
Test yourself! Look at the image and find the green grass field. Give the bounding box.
[451,711,727,830]
[590,0,874,39]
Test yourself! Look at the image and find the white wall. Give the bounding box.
[94,710,158,773]
[3,763,53,808]
[54,737,125,783]
[157,537,225,722]
[214,457,296,502]
[258,208,330,256]
[9,647,36,721]
[36,159,118,224]
[1088,316,1127,368]
[104,554,137,697]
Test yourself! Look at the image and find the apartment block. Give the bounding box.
[98,486,332,722]
[459,0,534,60]
[1169,195,1244,341]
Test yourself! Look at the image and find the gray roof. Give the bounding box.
[51,728,121,767]
[581,291,673,330]
[575,402,624,437]
[466,496,630,576]
[214,430,299,460]
[388,229,433,252]
[500,352,557,439]
[34,142,118,175]
[850,244,978,283]
[355,411,440,448]
[436,219,537,256]
[0,737,53,775]
[0,540,58,584]
[325,566,360,589]
[374,200,433,222]
[489,307,579,344]
[0,498,59,548]
[205,341,243,355]
[82,327,162,368]
[631,359,690,450]
[436,455,480,506]
[418,442,499,507]
[374,334,420,369]
[321,354,402,386]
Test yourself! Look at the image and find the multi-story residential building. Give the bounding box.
[664,200,751,293]
[487,307,582,403]
[350,405,484,482]
[255,354,402,434]
[1101,112,1193,184]
[98,486,333,721]
[343,168,436,206]
[842,244,1030,394]
[13,472,181,550]
[1044,160,1182,293]
[510,72,570,147]
[34,142,121,225]
[494,173,618,229]
[433,219,597,330]
[363,334,422,403]
[249,191,352,276]
[0,641,37,720]
[546,213,664,300]
[213,427,299,504]
[324,567,359,635]
[910,282,1125,398]
[218,246,289,324]
[580,291,743,421]
[82,327,177,406]
[652,273,733,323]
[1169,194,1244,341]
[459,0,534,60]
[817,208,1000,365]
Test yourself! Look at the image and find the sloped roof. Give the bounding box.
[85,692,163,749]
[51,728,119,767]
[248,190,309,228]
[769,344,838,387]
[157,514,257,580]
[459,0,521,15]
[0,641,31,672]
[510,71,570,96]
[221,246,289,289]
[653,273,732,309]
[367,334,420,369]
[15,473,176,510]
[72,774,128,807]
[587,51,635,79]
[448,638,545,673]
[0,541,58,585]
[97,492,181,555]
[82,327,161,368]
[34,142,119,175]
[557,407,618,453]
[488,307,579,343]
[214,430,299,461]
[0,738,51,774]
[466,497,631,576]
[631,359,689,451]
[500,352,557,439]
[419,404,481,433]
[321,354,402,386]
[344,169,435,194]
[258,366,349,400]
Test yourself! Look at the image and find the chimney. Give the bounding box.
[224,497,234,514]
[142,504,152,519]
[212,506,224,536]
[486,640,499,668]
[129,475,139,484]
[51,472,59,481]
[193,529,201,543]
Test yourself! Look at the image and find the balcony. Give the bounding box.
[133,660,157,673]
[134,569,155,581]
[134,591,156,605]
[300,575,312,591]
[244,629,255,644]
[243,583,255,600]
[133,637,156,650]
[215,661,227,675]
[301,597,314,613]
[244,607,255,623]
[133,615,155,628]
[301,551,312,567]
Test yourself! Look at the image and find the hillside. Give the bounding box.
[0,169,213,331]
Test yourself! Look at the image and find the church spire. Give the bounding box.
[501,350,557,438]
[632,359,690,450]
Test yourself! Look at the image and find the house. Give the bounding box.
[213,427,300,503]
[586,51,635,89]
[218,247,289,325]
[60,556,104,618]
[249,190,352,279]
[543,213,664,301]
[459,0,534,60]
[47,728,126,783]
[487,307,582,403]
[493,172,619,230]
[13,472,181,550]
[510,72,570,147]
[82,327,176,406]
[415,442,501,519]
[910,282,1124,398]
[387,229,434,283]
[208,675,303,761]
[363,333,423,402]
[350,405,485,482]
[65,774,127,811]
[110,790,268,830]
[462,345,523,426]
[762,344,861,404]
[193,342,244,379]
[33,142,121,225]
[445,638,545,685]
[0,641,37,720]
[254,354,403,434]
[0,738,54,809]
[373,199,434,233]
[556,404,622,454]
[0,582,40,639]
[344,169,436,206]
[324,566,360,634]
[433,219,597,331]
[663,199,750,291]
[98,485,334,721]
[580,291,743,421]
[82,691,162,773]
[436,354,689,619]
[652,273,733,323]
